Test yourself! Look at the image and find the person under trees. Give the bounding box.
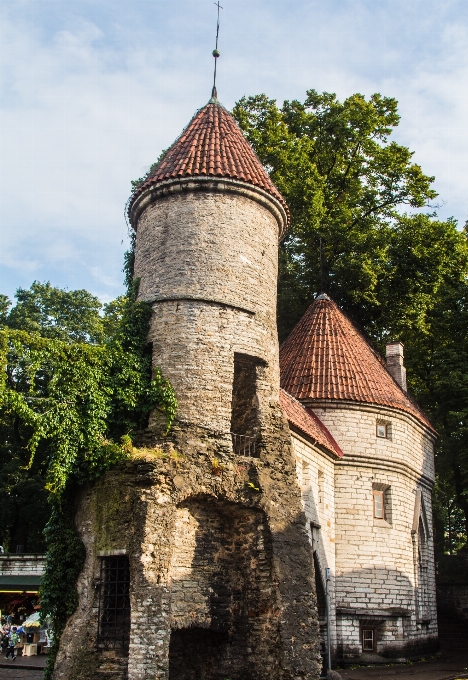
[233,90,468,556]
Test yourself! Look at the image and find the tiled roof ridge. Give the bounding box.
[279,295,436,434]
[128,98,290,225]
[279,388,343,458]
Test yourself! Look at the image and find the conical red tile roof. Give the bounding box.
[280,294,434,432]
[130,99,289,225]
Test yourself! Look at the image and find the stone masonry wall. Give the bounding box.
[0,555,45,576]
[308,402,437,659]
[134,189,279,320]
[53,180,321,680]
[147,300,279,435]
[136,189,281,434]
[290,432,337,660]
[52,420,322,680]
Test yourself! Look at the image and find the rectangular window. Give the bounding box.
[362,628,374,651]
[97,555,130,652]
[373,490,384,519]
[377,423,387,438]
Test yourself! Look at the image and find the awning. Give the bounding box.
[0,575,41,592]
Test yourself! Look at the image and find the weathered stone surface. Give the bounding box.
[53,418,321,680]
[0,554,45,576]
[292,401,438,662]
[52,177,320,679]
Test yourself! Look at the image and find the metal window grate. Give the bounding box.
[230,432,256,457]
[97,556,130,652]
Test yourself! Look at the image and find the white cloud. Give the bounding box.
[1,0,468,302]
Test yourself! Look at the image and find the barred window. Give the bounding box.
[97,555,130,652]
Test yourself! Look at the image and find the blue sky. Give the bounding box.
[1,0,468,303]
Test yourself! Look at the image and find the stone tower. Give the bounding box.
[51,97,321,680]
[129,96,289,438]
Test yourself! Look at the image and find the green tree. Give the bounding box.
[233,89,468,553]
[232,91,438,340]
[0,281,177,545]
[6,281,104,343]
[405,273,468,550]
[0,279,177,676]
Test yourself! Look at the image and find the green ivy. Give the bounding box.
[0,277,177,678]
[39,494,86,675]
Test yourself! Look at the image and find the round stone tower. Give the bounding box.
[51,96,320,680]
[128,96,289,440]
[280,294,438,662]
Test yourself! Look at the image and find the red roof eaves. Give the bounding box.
[280,388,343,458]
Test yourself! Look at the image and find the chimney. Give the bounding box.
[386,342,407,393]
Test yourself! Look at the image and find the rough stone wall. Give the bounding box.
[306,402,438,659]
[51,468,135,680]
[0,554,45,575]
[147,300,278,435]
[134,189,279,319]
[53,181,320,680]
[52,420,322,680]
[289,432,337,659]
[136,190,281,434]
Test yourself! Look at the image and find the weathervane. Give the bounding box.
[212,1,223,99]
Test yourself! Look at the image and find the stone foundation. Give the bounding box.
[52,417,321,680]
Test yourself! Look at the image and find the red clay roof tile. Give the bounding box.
[280,295,435,432]
[130,100,289,224]
[280,389,343,457]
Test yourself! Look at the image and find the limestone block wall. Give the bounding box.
[51,434,322,680]
[147,300,279,435]
[290,432,337,658]
[0,554,45,576]
[134,188,282,433]
[134,188,279,319]
[308,403,435,485]
[306,402,437,658]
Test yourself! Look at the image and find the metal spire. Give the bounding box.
[211,1,223,99]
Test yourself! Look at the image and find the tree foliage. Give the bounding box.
[0,280,176,545]
[233,89,468,554]
[0,276,177,676]
[233,90,441,340]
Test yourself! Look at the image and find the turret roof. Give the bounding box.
[130,99,289,225]
[280,294,435,432]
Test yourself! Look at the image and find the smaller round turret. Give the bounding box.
[280,294,438,660]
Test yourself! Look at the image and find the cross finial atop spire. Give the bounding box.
[211,1,223,100]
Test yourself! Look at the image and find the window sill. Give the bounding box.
[373,518,392,528]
